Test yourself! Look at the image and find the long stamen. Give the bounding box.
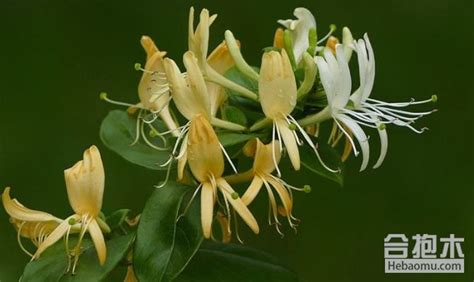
[334,118,359,156]
[155,160,173,188]
[232,209,244,244]
[99,92,147,110]
[287,115,339,173]
[140,121,169,151]
[317,24,337,44]
[219,143,238,174]
[177,184,202,221]
[17,222,34,257]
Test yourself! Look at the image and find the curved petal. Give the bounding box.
[276,119,300,170]
[241,176,264,206]
[2,187,60,223]
[177,135,188,180]
[373,124,388,169]
[278,7,316,62]
[266,177,293,214]
[216,178,259,234]
[200,182,215,238]
[88,218,107,265]
[34,217,74,259]
[253,139,281,175]
[337,114,370,171]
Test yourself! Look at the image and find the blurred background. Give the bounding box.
[0,0,472,281]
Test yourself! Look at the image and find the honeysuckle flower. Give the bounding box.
[278,7,317,63]
[2,187,64,256]
[31,146,109,273]
[240,139,310,236]
[313,35,435,170]
[258,49,336,173]
[186,115,259,239]
[188,7,258,101]
[163,51,241,182]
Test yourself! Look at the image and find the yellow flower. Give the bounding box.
[187,115,259,238]
[259,49,300,171]
[258,49,338,173]
[2,187,63,255]
[163,51,242,181]
[31,146,110,273]
[240,139,309,235]
[136,36,179,135]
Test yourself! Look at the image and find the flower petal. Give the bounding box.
[34,217,74,259]
[276,119,300,170]
[259,49,297,118]
[200,182,215,238]
[241,176,264,205]
[337,114,370,171]
[2,187,60,223]
[64,145,104,217]
[88,218,107,265]
[373,123,388,169]
[217,178,259,234]
[266,177,293,214]
[253,139,281,175]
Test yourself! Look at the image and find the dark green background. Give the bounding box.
[0,0,472,281]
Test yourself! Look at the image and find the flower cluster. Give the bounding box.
[100,7,435,240]
[3,6,436,272]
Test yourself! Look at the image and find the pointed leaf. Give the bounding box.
[134,181,203,281]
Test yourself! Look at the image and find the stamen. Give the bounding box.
[317,24,337,45]
[232,209,244,244]
[140,121,169,151]
[288,115,339,173]
[99,92,147,110]
[220,143,238,174]
[155,160,173,189]
[334,118,359,156]
[177,184,202,221]
[17,222,34,257]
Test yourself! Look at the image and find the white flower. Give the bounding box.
[316,34,436,170]
[278,7,316,63]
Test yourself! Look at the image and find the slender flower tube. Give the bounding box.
[32,146,110,273]
[314,36,435,170]
[187,115,259,238]
[258,49,336,173]
[240,139,310,236]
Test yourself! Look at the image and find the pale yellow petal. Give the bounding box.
[253,139,281,175]
[88,218,107,265]
[64,145,104,217]
[183,51,211,117]
[2,187,60,222]
[187,115,224,182]
[240,176,263,206]
[259,49,297,118]
[216,178,259,234]
[200,182,215,238]
[34,218,71,259]
[276,119,300,170]
[124,265,138,282]
[266,177,293,214]
[207,41,237,75]
[177,136,188,180]
[138,51,170,112]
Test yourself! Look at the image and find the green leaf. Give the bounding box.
[221,105,248,126]
[176,242,299,282]
[299,137,344,186]
[100,110,170,170]
[22,233,135,282]
[134,181,203,281]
